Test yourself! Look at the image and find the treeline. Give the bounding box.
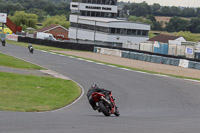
[0,0,70,21]
[121,1,200,17]
[129,15,200,33]
[1,0,200,33]
[122,1,200,33]
[8,11,70,31]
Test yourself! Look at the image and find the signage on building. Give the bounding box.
[86,6,112,11]
[70,2,79,10]
[185,47,193,54]
[80,3,117,13]
[154,41,160,48]
[0,13,7,23]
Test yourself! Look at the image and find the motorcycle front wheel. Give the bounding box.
[98,101,111,116]
[114,107,120,116]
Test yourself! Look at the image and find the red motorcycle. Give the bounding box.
[91,91,120,116]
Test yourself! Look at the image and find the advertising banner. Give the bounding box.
[6,34,18,41]
[0,13,7,23]
[179,59,189,68]
[185,47,193,54]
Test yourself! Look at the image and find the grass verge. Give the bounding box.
[0,52,43,70]
[0,71,81,112]
[6,40,90,52]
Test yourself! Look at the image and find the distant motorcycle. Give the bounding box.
[28,44,34,53]
[1,40,5,46]
[91,91,120,116]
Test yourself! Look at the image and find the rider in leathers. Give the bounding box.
[87,84,111,110]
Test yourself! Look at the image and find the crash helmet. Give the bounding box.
[91,83,98,88]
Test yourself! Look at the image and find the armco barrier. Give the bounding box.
[18,36,94,51]
[194,62,200,70]
[18,36,200,63]
[121,51,130,58]
[138,53,144,61]
[146,55,151,62]
[96,47,200,70]
[188,61,195,69]
[93,47,97,53]
[142,54,148,61]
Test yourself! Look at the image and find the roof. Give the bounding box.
[37,24,68,32]
[79,16,124,22]
[148,34,182,43]
[78,15,150,26]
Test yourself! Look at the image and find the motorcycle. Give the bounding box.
[28,46,34,53]
[91,91,120,116]
[1,40,5,46]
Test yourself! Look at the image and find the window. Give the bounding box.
[137,30,142,36]
[116,28,120,34]
[95,26,99,31]
[91,11,95,16]
[72,0,80,2]
[70,23,77,28]
[120,29,127,35]
[100,12,104,17]
[102,0,106,4]
[110,28,115,33]
[96,12,100,17]
[127,29,131,35]
[131,29,136,35]
[86,11,91,16]
[97,0,101,4]
[142,30,148,36]
[81,0,87,3]
[81,11,86,16]
[92,0,96,4]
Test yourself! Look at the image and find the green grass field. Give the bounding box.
[0,52,43,70]
[0,71,81,112]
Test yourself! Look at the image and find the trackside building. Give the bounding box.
[69,0,150,47]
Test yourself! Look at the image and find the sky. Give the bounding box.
[120,0,200,8]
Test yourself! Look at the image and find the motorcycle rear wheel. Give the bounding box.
[2,42,5,46]
[98,101,111,116]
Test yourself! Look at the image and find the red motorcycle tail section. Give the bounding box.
[92,92,105,102]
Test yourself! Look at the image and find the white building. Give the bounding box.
[69,0,150,47]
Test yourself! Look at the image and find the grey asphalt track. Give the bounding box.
[1,43,200,133]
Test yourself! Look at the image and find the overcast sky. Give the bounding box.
[120,0,200,7]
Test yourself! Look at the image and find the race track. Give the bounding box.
[1,44,200,133]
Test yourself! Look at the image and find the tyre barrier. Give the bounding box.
[94,47,200,70]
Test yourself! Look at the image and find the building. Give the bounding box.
[69,0,150,47]
[37,24,69,40]
[148,33,186,45]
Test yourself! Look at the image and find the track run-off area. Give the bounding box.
[1,43,200,133]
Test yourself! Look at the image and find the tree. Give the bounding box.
[196,8,200,17]
[181,8,196,17]
[151,3,161,16]
[160,6,171,16]
[188,17,200,33]
[27,8,47,22]
[9,11,38,30]
[43,15,70,29]
[165,17,189,32]
[170,6,181,16]
[128,16,152,24]
[129,2,150,17]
